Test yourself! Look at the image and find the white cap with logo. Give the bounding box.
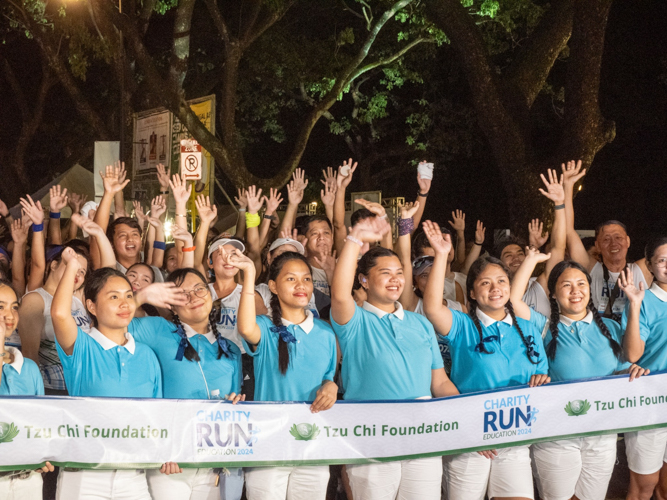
[208,238,246,258]
[268,238,305,255]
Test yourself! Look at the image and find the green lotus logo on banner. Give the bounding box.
[289,423,320,441]
[0,422,19,444]
[564,399,591,417]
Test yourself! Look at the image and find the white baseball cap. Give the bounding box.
[269,238,305,255]
[208,238,246,258]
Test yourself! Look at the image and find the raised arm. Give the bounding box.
[333,159,357,255]
[331,217,391,325]
[17,291,45,365]
[193,195,217,275]
[396,202,420,312]
[113,162,128,219]
[562,160,594,271]
[422,221,454,335]
[619,268,646,362]
[146,196,166,267]
[354,198,393,250]
[280,169,308,236]
[233,188,248,240]
[51,248,82,355]
[448,210,467,267]
[169,173,191,266]
[172,228,195,269]
[74,215,116,269]
[537,168,567,284]
[0,197,13,228]
[9,218,29,296]
[244,185,265,276]
[221,247,261,346]
[66,193,88,241]
[510,247,550,320]
[461,221,486,275]
[48,185,68,245]
[412,168,432,232]
[21,195,46,292]
[259,188,283,249]
[320,167,337,225]
[92,164,130,268]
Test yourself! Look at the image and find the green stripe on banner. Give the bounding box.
[2,372,667,470]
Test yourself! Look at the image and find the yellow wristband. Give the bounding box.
[245,212,261,228]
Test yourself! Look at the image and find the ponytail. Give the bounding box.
[506,301,540,365]
[171,312,200,362]
[546,295,561,360]
[589,298,623,360]
[270,294,291,375]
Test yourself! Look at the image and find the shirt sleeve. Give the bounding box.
[29,361,45,396]
[529,309,548,336]
[128,317,173,347]
[229,343,242,394]
[423,320,444,370]
[532,328,549,375]
[322,326,337,382]
[243,315,272,359]
[55,326,89,392]
[330,305,364,342]
[150,352,163,398]
[447,310,467,344]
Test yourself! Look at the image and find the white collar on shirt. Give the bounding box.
[650,282,667,302]
[282,310,315,334]
[3,346,23,374]
[362,301,405,320]
[88,328,136,354]
[183,323,217,344]
[560,311,593,326]
[476,308,513,327]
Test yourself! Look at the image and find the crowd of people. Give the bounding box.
[0,157,665,500]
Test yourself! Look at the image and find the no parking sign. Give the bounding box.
[180,139,202,180]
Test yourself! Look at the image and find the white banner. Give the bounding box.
[1,373,667,470]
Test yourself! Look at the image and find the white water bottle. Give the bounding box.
[210,389,222,400]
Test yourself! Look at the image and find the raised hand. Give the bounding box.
[101,162,130,195]
[524,246,551,264]
[10,218,29,245]
[399,201,420,219]
[475,220,486,245]
[0,198,8,218]
[422,221,452,256]
[150,195,167,220]
[417,171,432,195]
[321,166,337,192]
[292,168,308,193]
[219,246,254,273]
[448,210,465,232]
[336,158,358,189]
[538,168,565,205]
[263,188,283,215]
[561,160,586,189]
[348,216,391,243]
[71,214,105,238]
[320,181,336,207]
[286,180,304,205]
[49,185,69,213]
[280,227,299,241]
[139,283,189,310]
[171,227,194,247]
[245,185,264,214]
[61,247,82,270]
[195,195,217,224]
[353,198,386,218]
[156,163,170,190]
[133,201,147,228]
[618,267,645,305]
[528,219,549,249]
[19,195,44,225]
[68,193,88,214]
[234,188,248,210]
[313,251,336,279]
[169,173,191,205]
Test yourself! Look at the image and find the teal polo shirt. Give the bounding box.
[0,347,44,396]
[622,283,667,372]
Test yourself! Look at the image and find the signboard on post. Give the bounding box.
[180,139,202,180]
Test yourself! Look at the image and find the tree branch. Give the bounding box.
[168,0,196,90]
[203,0,232,44]
[1,59,30,122]
[347,37,430,84]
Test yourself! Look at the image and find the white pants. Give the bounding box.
[56,469,151,500]
[532,434,617,500]
[444,446,534,500]
[346,457,442,500]
[625,427,667,475]
[0,472,42,500]
[147,468,219,500]
[245,465,329,500]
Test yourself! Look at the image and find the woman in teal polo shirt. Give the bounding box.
[225,247,337,500]
[330,217,458,500]
[511,251,647,500]
[127,267,244,500]
[52,248,183,500]
[422,221,548,500]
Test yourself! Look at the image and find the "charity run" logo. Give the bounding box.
[289,423,320,441]
[0,422,19,444]
[564,399,591,417]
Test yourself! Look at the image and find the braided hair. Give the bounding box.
[268,252,312,375]
[466,256,539,364]
[168,268,231,361]
[546,260,622,361]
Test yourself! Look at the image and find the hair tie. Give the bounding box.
[217,335,232,357]
[270,325,298,344]
[525,335,540,359]
[474,335,499,353]
[174,323,190,361]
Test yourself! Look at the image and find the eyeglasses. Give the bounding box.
[179,286,209,303]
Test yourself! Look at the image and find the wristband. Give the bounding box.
[474,241,483,246]
[263,214,274,220]
[175,213,187,218]
[554,204,565,210]
[49,212,61,219]
[160,190,169,195]
[418,191,429,197]
[245,212,261,228]
[346,235,364,247]
[153,241,166,251]
[238,208,246,212]
[182,246,196,252]
[398,217,414,237]
[32,223,44,232]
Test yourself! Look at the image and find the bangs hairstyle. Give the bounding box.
[107,217,143,243]
[167,268,230,361]
[84,268,133,327]
[305,214,333,233]
[126,262,155,283]
[595,220,627,237]
[356,246,400,282]
[546,260,622,361]
[45,243,91,282]
[645,236,667,265]
[267,252,312,375]
[492,237,526,260]
[466,256,540,365]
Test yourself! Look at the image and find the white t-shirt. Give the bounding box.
[209,283,245,354]
[444,272,468,304]
[413,297,462,317]
[311,266,330,296]
[523,277,551,317]
[590,261,647,318]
